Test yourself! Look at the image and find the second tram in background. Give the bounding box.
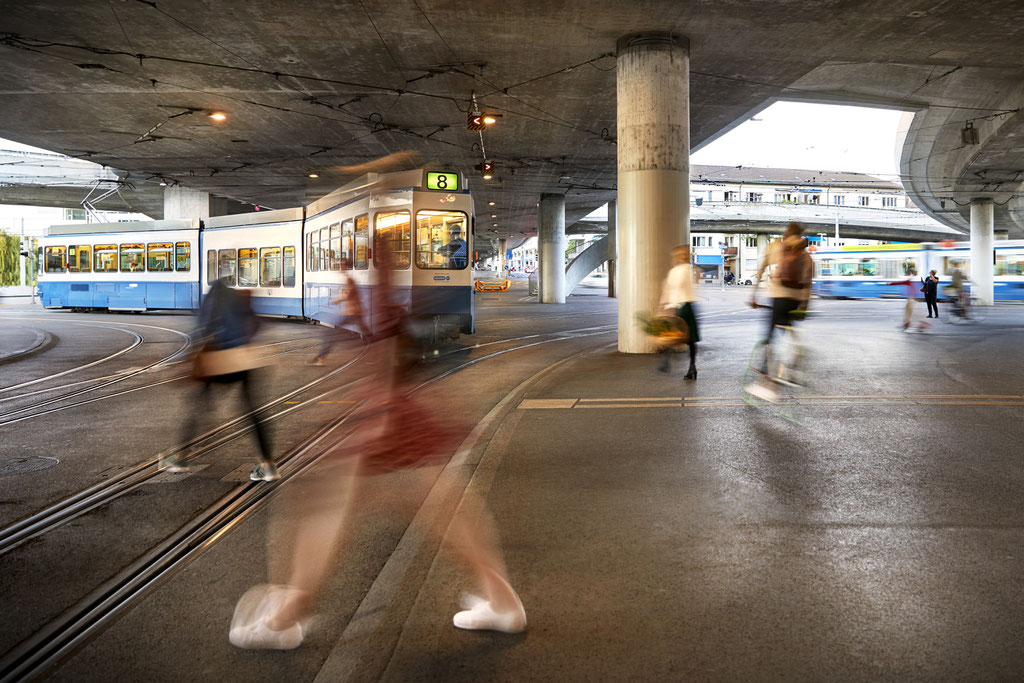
[36,169,475,334]
[810,241,1024,300]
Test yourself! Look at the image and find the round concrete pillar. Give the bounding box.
[616,32,690,352]
[606,199,617,298]
[539,193,566,303]
[497,237,508,274]
[970,198,994,305]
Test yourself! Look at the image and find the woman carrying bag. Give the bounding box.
[658,245,701,379]
[160,277,279,481]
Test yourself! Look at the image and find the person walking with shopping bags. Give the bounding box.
[658,245,700,379]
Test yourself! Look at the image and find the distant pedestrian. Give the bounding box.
[923,269,939,318]
[890,267,929,332]
[308,259,368,366]
[161,278,278,481]
[658,245,700,379]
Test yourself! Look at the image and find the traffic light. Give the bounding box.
[468,111,486,131]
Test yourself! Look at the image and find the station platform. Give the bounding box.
[2,283,1023,680]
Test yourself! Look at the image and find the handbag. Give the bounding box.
[191,344,260,381]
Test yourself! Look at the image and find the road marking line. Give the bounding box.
[518,398,577,409]
[318,400,356,404]
[576,403,680,409]
[578,397,682,402]
[283,401,300,404]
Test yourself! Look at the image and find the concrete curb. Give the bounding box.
[0,327,57,366]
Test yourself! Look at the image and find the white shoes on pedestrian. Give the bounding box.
[453,593,527,633]
[744,382,781,404]
[229,584,306,650]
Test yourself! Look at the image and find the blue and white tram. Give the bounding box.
[37,219,200,310]
[302,169,475,334]
[810,240,1024,301]
[201,208,304,317]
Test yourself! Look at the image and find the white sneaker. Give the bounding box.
[229,585,305,650]
[453,593,526,634]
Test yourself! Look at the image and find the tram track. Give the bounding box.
[0,324,618,681]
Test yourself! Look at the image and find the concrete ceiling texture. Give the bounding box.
[1,0,1023,250]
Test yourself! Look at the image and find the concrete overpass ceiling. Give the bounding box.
[1,1,1023,241]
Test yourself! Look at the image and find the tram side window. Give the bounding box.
[818,258,833,276]
[341,219,354,265]
[238,248,258,287]
[330,222,341,270]
[995,255,1024,276]
[837,261,858,276]
[283,246,296,287]
[859,259,878,277]
[354,214,369,269]
[374,210,411,269]
[415,210,469,270]
[943,256,970,276]
[306,231,316,272]
[68,245,91,273]
[147,242,173,272]
[175,242,191,271]
[206,250,217,284]
[44,246,67,273]
[260,247,282,287]
[218,249,237,286]
[95,244,118,273]
[901,259,918,276]
[120,244,144,273]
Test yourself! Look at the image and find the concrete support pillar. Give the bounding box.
[497,237,508,275]
[606,200,617,298]
[163,186,211,220]
[539,193,566,303]
[970,198,994,306]
[756,233,769,270]
[616,32,690,352]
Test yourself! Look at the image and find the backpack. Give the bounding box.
[778,247,811,289]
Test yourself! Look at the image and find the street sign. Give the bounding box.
[467,112,486,130]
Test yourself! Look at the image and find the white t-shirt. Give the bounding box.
[660,263,696,308]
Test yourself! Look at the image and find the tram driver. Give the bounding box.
[440,225,468,269]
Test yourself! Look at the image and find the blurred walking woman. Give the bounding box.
[659,245,700,379]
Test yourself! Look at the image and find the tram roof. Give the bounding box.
[45,219,199,236]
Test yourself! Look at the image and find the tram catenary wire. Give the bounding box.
[0,325,617,681]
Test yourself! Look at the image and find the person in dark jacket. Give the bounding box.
[160,278,279,481]
[923,269,939,318]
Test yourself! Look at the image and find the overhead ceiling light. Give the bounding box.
[491,214,497,218]
[482,173,493,180]
[159,181,167,187]
[483,115,497,125]
[488,201,495,206]
[493,223,497,227]
[208,111,227,121]
[308,173,319,178]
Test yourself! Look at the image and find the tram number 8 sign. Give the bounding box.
[426,172,459,191]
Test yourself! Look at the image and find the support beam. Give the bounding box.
[498,237,508,275]
[164,186,211,220]
[970,198,994,305]
[616,32,690,352]
[539,193,566,303]
[607,200,617,298]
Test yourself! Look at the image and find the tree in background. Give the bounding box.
[0,230,20,286]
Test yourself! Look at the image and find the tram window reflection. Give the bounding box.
[341,219,354,265]
[838,261,858,276]
[120,244,144,273]
[95,244,117,273]
[374,211,411,269]
[995,255,1024,276]
[283,246,296,287]
[260,247,282,287]
[901,259,917,276]
[218,249,237,286]
[238,247,258,287]
[943,257,970,276]
[207,250,217,284]
[44,246,67,273]
[354,214,369,269]
[68,245,91,273]
[330,223,341,271]
[147,242,173,272]
[860,259,878,276]
[175,242,191,271]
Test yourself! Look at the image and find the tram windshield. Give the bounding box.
[415,210,468,270]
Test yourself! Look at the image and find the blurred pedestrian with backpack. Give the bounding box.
[751,222,813,342]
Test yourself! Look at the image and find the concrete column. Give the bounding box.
[163,186,210,220]
[970,198,994,306]
[616,32,690,352]
[606,200,617,298]
[497,237,508,275]
[756,233,769,269]
[539,193,566,303]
